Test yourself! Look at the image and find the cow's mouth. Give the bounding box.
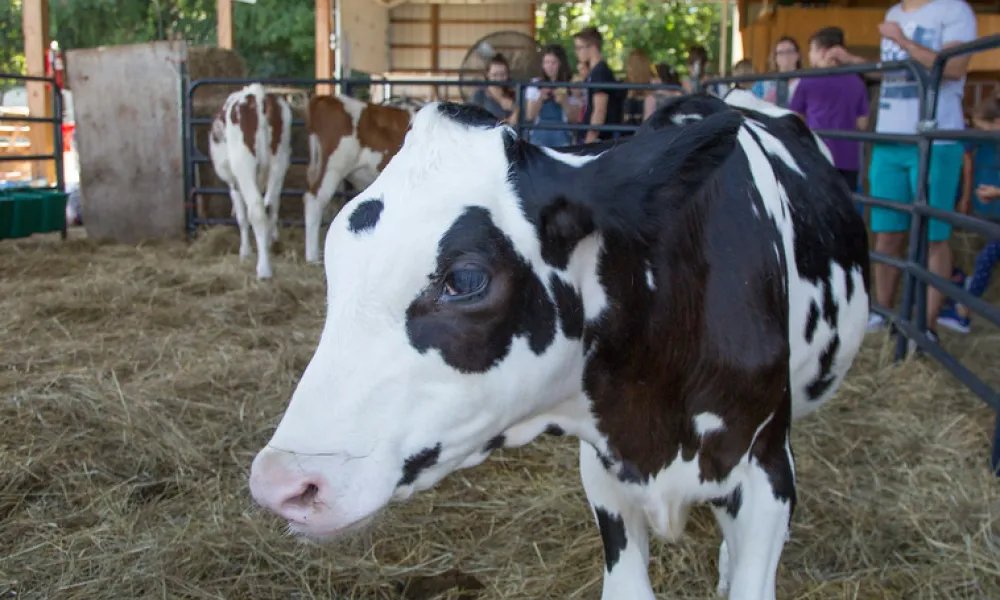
[286,512,377,542]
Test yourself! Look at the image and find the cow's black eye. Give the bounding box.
[441,268,489,300]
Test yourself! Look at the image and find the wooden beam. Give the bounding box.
[392,43,531,51]
[21,0,55,186]
[719,0,730,74]
[430,5,440,70]
[316,0,333,96]
[530,4,537,40]
[390,18,536,25]
[217,0,233,49]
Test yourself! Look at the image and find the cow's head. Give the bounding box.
[248,101,741,539]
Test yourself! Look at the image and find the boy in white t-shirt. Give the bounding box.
[828,0,978,342]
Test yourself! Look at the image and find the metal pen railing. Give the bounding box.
[0,73,66,240]
[0,73,65,193]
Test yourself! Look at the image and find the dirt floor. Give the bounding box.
[1,226,998,600]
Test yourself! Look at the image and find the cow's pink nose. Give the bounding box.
[249,452,327,524]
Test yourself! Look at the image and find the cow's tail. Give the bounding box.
[245,83,270,167]
[306,133,323,190]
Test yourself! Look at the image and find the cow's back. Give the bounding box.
[641,91,870,419]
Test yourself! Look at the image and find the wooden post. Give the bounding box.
[21,0,56,185]
[430,5,440,71]
[731,0,743,66]
[316,0,333,96]
[719,0,730,76]
[217,0,233,49]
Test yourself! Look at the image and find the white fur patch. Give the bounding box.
[694,412,725,437]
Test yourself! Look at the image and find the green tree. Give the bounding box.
[0,0,26,103]
[536,0,725,77]
[39,0,313,79]
[232,0,314,79]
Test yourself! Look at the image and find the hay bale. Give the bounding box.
[3,230,998,599]
[187,45,247,84]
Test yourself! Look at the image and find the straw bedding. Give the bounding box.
[1,227,998,600]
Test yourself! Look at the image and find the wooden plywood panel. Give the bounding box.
[391,48,433,69]
[970,15,1000,73]
[439,4,531,20]
[343,1,389,74]
[65,41,186,243]
[392,22,431,44]
[390,3,431,19]
[439,22,531,45]
[439,48,473,70]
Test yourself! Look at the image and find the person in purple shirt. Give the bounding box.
[789,27,870,193]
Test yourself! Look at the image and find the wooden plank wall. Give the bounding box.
[742,7,1000,74]
[389,3,534,73]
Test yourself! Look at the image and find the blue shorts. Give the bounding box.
[868,142,965,242]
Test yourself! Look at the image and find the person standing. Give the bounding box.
[523,44,579,148]
[751,37,802,108]
[827,0,978,340]
[573,26,624,144]
[789,27,870,193]
[470,54,519,126]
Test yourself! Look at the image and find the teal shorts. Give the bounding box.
[868,142,965,242]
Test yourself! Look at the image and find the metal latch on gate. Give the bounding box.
[917,119,938,133]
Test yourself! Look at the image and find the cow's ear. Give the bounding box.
[510,111,740,264]
[577,110,743,243]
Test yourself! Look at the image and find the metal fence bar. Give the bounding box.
[0,72,66,240]
[0,114,61,124]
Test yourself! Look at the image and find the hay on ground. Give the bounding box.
[1,227,998,599]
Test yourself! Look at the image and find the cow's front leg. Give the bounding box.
[579,441,655,600]
[712,418,795,600]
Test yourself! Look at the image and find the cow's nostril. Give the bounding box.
[300,483,319,504]
[281,481,321,512]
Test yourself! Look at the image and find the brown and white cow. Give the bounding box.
[302,94,415,264]
[209,83,293,280]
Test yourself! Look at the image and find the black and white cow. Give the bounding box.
[248,89,871,600]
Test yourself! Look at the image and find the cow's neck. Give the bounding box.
[580,202,712,479]
[505,233,662,457]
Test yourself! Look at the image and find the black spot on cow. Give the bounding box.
[436,102,502,130]
[820,281,838,328]
[596,450,616,471]
[544,423,565,436]
[398,443,442,487]
[483,434,505,453]
[806,334,840,401]
[617,460,645,484]
[739,107,871,298]
[594,506,629,573]
[348,197,384,234]
[709,484,743,519]
[405,206,557,373]
[548,274,584,339]
[804,301,820,344]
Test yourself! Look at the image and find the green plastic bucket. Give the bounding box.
[0,186,68,240]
